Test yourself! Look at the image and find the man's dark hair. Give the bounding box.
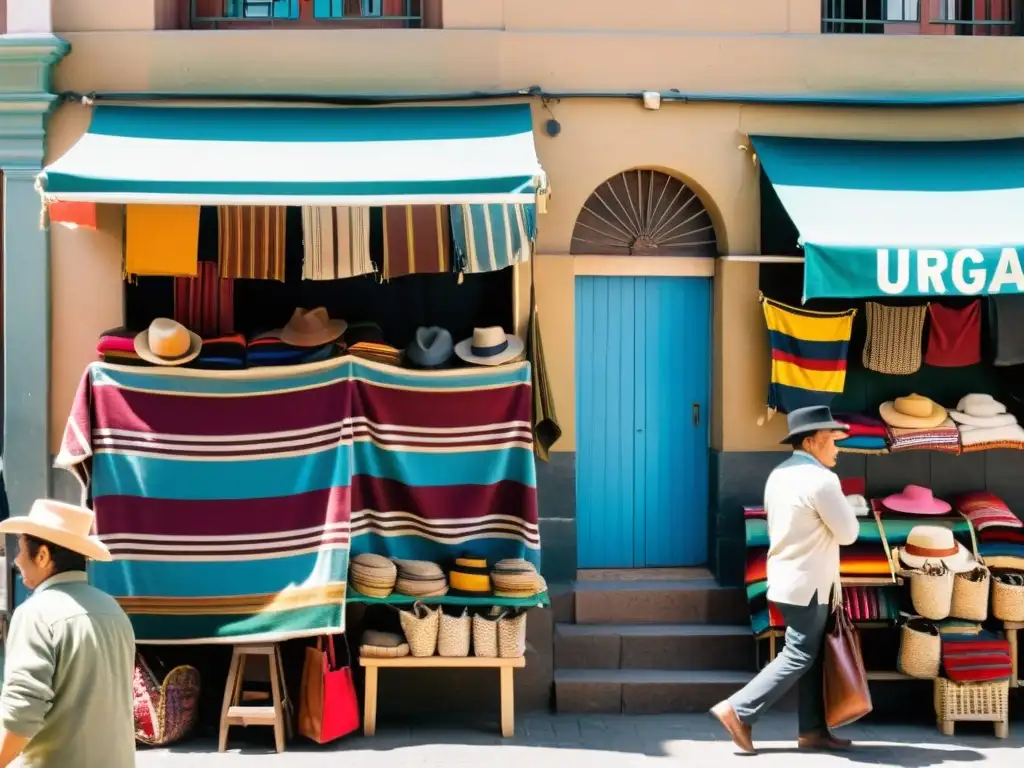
[23,534,88,574]
[791,431,818,449]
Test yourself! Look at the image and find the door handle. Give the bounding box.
[692,403,701,426]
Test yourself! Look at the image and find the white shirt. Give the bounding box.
[764,451,860,606]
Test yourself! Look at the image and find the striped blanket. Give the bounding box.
[56,358,539,644]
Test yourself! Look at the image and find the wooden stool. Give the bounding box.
[218,644,293,753]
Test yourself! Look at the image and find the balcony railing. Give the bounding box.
[191,0,422,27]
[822,0,1021,34]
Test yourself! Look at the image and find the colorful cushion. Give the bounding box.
[941,637,1013,683]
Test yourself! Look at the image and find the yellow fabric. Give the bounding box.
[125,204,200,278]
[762,296,856,343]
[772,359,846,394]
[449,571,491,593]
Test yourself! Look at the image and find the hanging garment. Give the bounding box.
[451,203,534,273]
[528,294,561,462]
[861,302,927,375]
[988,294,1024,366]
[174,261,235,338]
[381,205,451,280]
[925,301,982,368]
[124,205,200,278]
[48,201,98,230]
[760,294,856,415]
[301,206,374,280]
[217,206,287,281]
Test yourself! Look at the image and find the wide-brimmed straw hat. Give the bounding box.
[0,499,111,562]
[455,327,524,367]
[279,307,347,348]
[879,394,948,429]
[883,485,951,516]
[134,318,201,366]
[897,525,977,574]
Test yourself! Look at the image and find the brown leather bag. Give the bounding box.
[822,607,873,728]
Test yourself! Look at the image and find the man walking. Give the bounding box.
[711,406,860,754]
[0,499,136,767]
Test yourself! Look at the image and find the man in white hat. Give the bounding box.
[0,500,135,767]
[711,405,861,754]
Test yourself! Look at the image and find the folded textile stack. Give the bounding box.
[192,333,247,370]
[246,332,337,367]
[744,519,784,636]
[941,633,1013,683]
[96,327,147,366]
[953,491,1024,571]
[834,412,889,454]
[394,559,448,597]
[949,394,1024,452]
[842,585,901,621]
[880,394,961,454]
[491,558,546,597]
[349,553,398,598]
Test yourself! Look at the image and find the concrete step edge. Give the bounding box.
[555,623,752,638]
[554,669,756,684]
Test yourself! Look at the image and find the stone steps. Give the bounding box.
[573,579,749,625]
[554,668,756,714]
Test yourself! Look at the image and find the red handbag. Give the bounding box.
[298,635,360,744]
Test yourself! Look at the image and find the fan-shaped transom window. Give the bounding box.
[571,169,719,257]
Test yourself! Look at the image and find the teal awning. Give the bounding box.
[751,135,1024,300]
[38,104,545,206]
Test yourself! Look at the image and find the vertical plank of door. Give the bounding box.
[609,278,634,566]
[631,277,647,568]
[574,277,593,566]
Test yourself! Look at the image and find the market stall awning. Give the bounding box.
[751,135,1024,300]
[38,104,545,206]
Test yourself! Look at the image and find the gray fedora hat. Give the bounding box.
[780,405,849,445]
[405,327,455,370]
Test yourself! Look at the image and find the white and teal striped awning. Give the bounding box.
[38,104,545,206]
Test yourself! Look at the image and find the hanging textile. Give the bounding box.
[451,203,534,274]
[861,302,927,375]
[48,201,98,229]
[173,261,235,337]
[300,206,374,281]
[380,205,451,280]
[925,301,982,368]
[527,261,560,461]
[125,205,200,278]
[760,294,856,415]
[988,294,1024,367]
[217,205,287,281]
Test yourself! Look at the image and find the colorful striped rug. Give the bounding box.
[56,357,539,644]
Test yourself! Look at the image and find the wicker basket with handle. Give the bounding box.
[950,566,990,622]
[992,572,1024,622]
[437,608,471,658]
[910,564,954,621]
[898,618,940,680]
[472,610,501,658]
[497,610,527,658]
[398,601,440,657]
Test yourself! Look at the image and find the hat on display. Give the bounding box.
[846,494,871,517]
[394,559,448,597]
[879,394,948,429]
[897,525,977,574]
[883,485,951,516]
[405,327,456,370]
[134,318,202,367]
[348,553,398,598]
[0,499,112,562]
[949,394,1017,428]
[454,326,525,367]
[490,558,545,598]
[360,630,410,659]
[279,307,347,348]
[779,405,850,446]
[448,556,492,596]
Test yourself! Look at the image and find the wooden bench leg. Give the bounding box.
[499,666,514,738]
[268,651,286,753]
[218,648,243,752]
[995,719,1009,739]
[938,718,954,737]
[274,646,294,740]
[1007,629,1019,689]
[363,666,378,737]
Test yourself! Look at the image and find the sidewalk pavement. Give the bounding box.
[129,712,1024,767]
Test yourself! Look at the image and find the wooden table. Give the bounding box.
[359,655,526,737]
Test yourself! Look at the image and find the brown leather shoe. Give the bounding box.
[798,732,852,751]
[710,701,756,754]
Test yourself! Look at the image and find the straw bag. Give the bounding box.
[437,608,471,658]
[398,601,440,657]
[897,618,940,679]
[950,566,990,622]
[862,302,927,375]
[910,563,954,621]
[472,611,500,658]
[992,571,1024,622]
[497,610,527,658]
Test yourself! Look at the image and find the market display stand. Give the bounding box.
[219,644,293,753]
[359,654,526,737]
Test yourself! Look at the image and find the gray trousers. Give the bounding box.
[728,593,830,734]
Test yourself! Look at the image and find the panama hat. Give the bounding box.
[879,394,948,429]
[897,525,976,574]
[779,405,849,445]
[405,327,456,370]
[0,499,111,562]
[134,318,201,366]
[279,307,347,348]
[455,327,525,367]
[883,485,951,516]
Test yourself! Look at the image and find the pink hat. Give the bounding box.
[882,485,951,516]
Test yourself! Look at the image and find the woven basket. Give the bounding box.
[992,573,1024,622]
[934,678,1009,723]
[472,612,500,658]
[438,608,471,658]
[911,566,954,621]
[497,611,527,658]
[950,566,990,622]
[398,601,440,657]
[898,618,940,679]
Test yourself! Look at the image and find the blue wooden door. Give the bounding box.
[575,276,711,568]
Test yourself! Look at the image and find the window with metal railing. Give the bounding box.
[191,0,422,27]
[821,0,1020,34]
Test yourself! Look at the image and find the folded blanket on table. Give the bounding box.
[834,412,888,438]
[979,530,1024,545]
[193,334,247,371]
[886,418,962,454]
[743,505,766,519]
[97,328,146,366]
[746,518,769,549]
[247,334,338,367]
[837,435,889,453]
[952,491,1023,531]
[957,422,1024,452]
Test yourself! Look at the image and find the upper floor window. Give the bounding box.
[191,0,423,28]
[822,0,1021,34]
